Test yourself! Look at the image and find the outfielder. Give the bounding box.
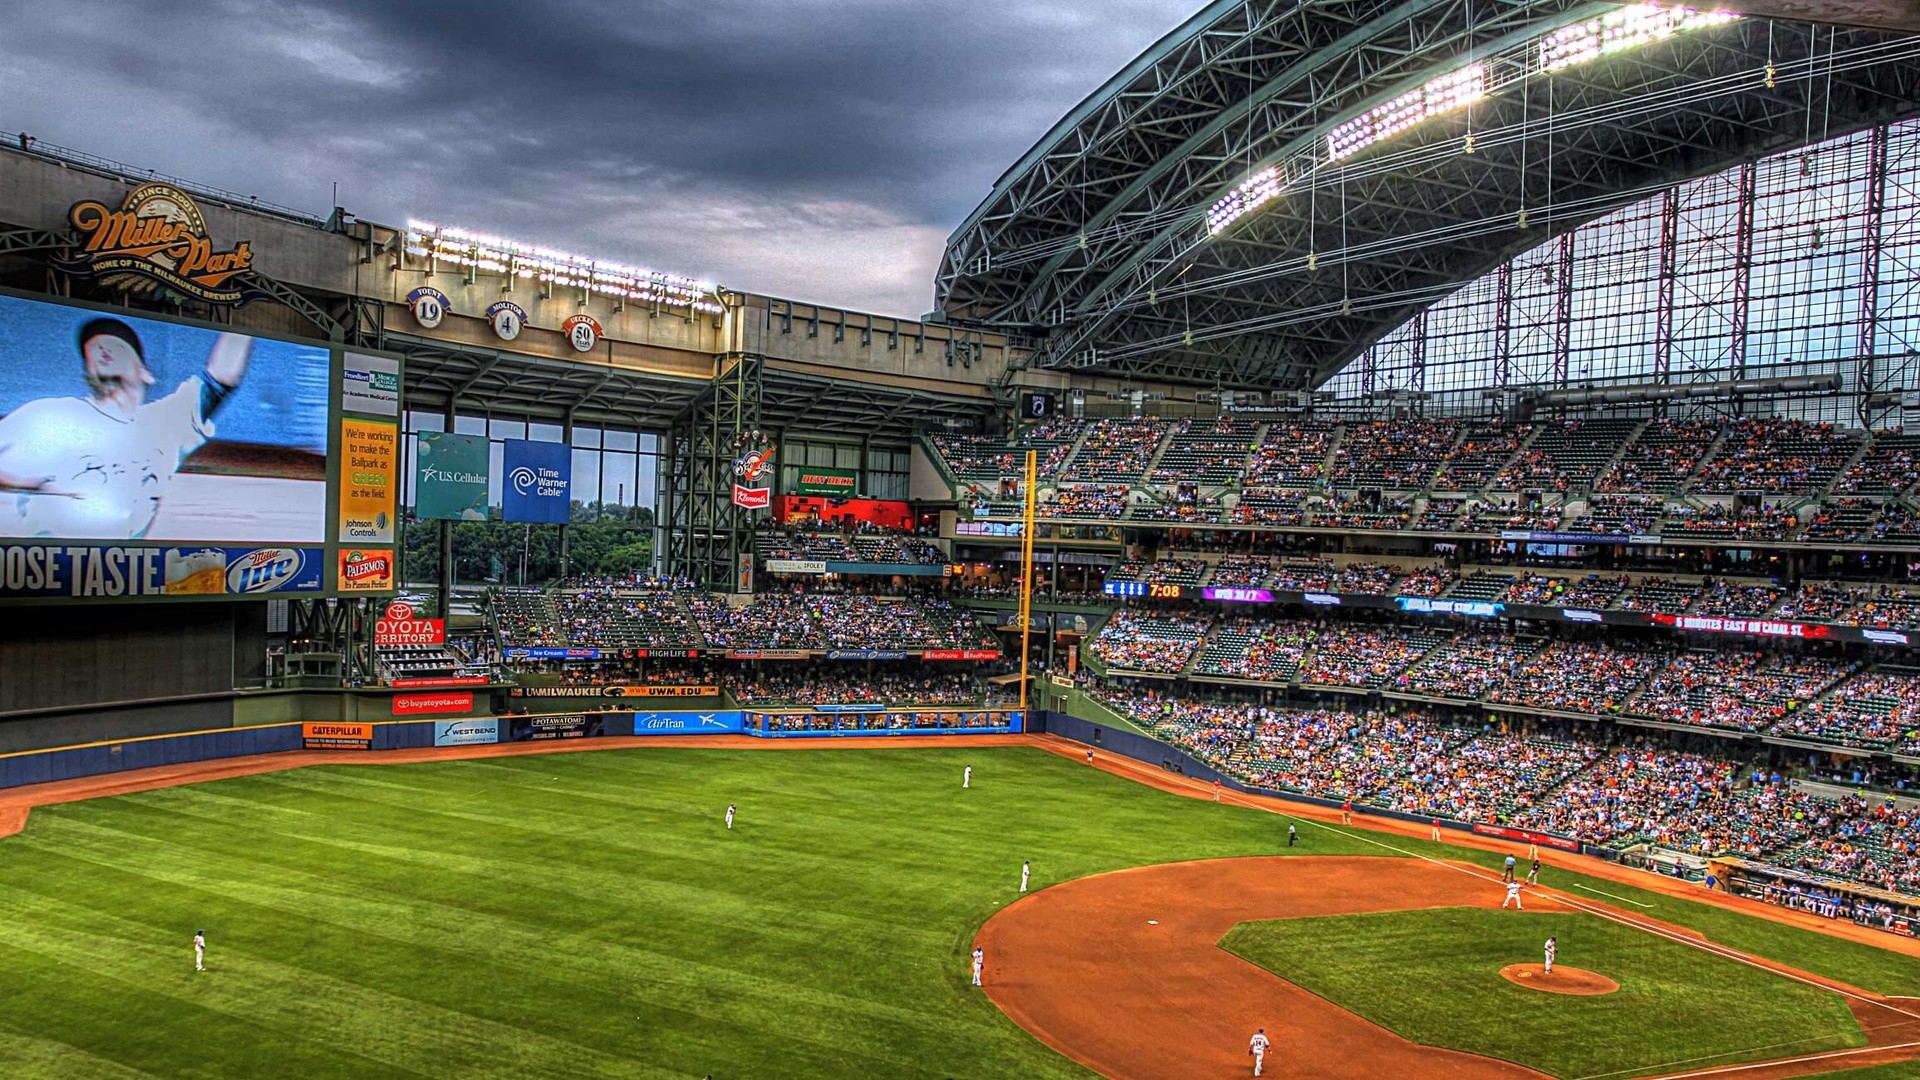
[1502,880,1524,910]
[724,803,735,830]
[964,764,972,789]
[193,929,206,972]
[971,946,984,986]
[1249,1027,1270,1076]
[0,319,253,540]
[1544,935,1557,975]
[1020,860,1031,893]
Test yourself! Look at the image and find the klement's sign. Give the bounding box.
[58,184,259,305]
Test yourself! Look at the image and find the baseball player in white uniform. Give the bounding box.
[1503,880,1524,909]
[971,946,984,986]
[1544,936,1557,975]
[193,929,206,972]
[0,320,252,539]
[724,803,735,830]
[1020,859,1031,893]
[1249,1027,1270,1075]
[964,764,972,789]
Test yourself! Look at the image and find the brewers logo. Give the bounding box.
[59,184,258,305]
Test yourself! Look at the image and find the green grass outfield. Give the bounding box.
[1222,907,1865,1079]
[0,744,1914,1079]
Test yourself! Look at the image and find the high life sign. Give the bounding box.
[58,184,260,305]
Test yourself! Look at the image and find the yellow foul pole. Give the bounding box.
[1017,449,1038,715]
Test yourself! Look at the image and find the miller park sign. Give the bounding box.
[56,183,263,305]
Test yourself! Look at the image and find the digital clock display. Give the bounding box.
[1148,583,1183,599]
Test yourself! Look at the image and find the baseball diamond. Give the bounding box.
[11,1,1920,1076]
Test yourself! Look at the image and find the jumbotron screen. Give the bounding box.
[0,291,398,601]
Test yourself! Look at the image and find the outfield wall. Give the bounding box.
[0,708,1024,789]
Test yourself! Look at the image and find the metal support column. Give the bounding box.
[1730,160,1757,383]
[1654,186,1679,384]
[1493,260,1513,389]
[1857,124,1889,425]
[1551,231,1575,387]
[663,355,764,590]
[1409,310,1428,393]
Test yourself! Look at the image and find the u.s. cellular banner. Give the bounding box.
[414,431,489,521]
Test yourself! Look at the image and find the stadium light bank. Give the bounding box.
[1205,4,1741,237]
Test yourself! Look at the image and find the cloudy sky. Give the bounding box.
[2,0,1199,316]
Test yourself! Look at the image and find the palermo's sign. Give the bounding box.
[58,184,260,305]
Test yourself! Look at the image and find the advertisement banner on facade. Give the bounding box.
[825,649,910,660]
[921,649,1003,661]
[337,548,395,592]
[414,431,490,521]
[57,184,261,305]
[373,601,445,645]
[503,646,601,660]
[501,439,571,523]
[726,649,811,660]
[764,559,828,574]
[341,352,401,417]
[510,685,719,698]
[338,418,397,544]
[793,467,857,497]
[508,714,604,741]
[732,483,770,510]
[392,691,474,716]
[433,718,500,746]
[0,543,326,599]
[629,710,746,735]
[302,722,373,749]
[391,675,489,688]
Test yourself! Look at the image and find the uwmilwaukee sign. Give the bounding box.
[57,184,260,305]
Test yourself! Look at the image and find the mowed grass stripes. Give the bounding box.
[0,746,1351,1079]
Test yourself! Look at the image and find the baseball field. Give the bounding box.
[2,739,1919,1079]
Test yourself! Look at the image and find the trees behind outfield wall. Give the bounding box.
[401,502,656,587]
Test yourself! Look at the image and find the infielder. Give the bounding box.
[964,764,972,789]
[971,946,984,986]
[1544,935,1557,975]
[1020,860,1031,893]
[1249,1027,1271,1076]
[724,803,736,830]
[1502,880,1524,910]
[0,319,253,540]
[1526,857,1541,886]
[193,929,206,972]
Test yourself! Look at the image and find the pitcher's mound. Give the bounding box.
[1499,964,1618,995]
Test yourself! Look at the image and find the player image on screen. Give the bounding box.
[0,295,330,543]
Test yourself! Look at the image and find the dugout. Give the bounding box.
[1716,858,1920,937]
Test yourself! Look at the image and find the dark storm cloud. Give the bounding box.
[1,0,1200,313]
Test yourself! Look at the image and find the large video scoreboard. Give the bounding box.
[0,289,401,601]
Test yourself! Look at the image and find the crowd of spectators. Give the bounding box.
[1092,689,1920,896]
[732,663,994,707]
[1091,610,1212,672]
[701,593,997,650]
[1629,650,1853,732]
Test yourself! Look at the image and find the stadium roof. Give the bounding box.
[937,0,1920,391]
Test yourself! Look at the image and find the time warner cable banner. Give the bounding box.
[501,438,570,524]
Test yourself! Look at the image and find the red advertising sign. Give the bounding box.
[732,483,770,510]
[922,649,1004,661]
[374,611,446,645]
[391,675,489,688]
[392,691,475,716]
[1470,823,1579,852]
[1650,613,1831,640]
